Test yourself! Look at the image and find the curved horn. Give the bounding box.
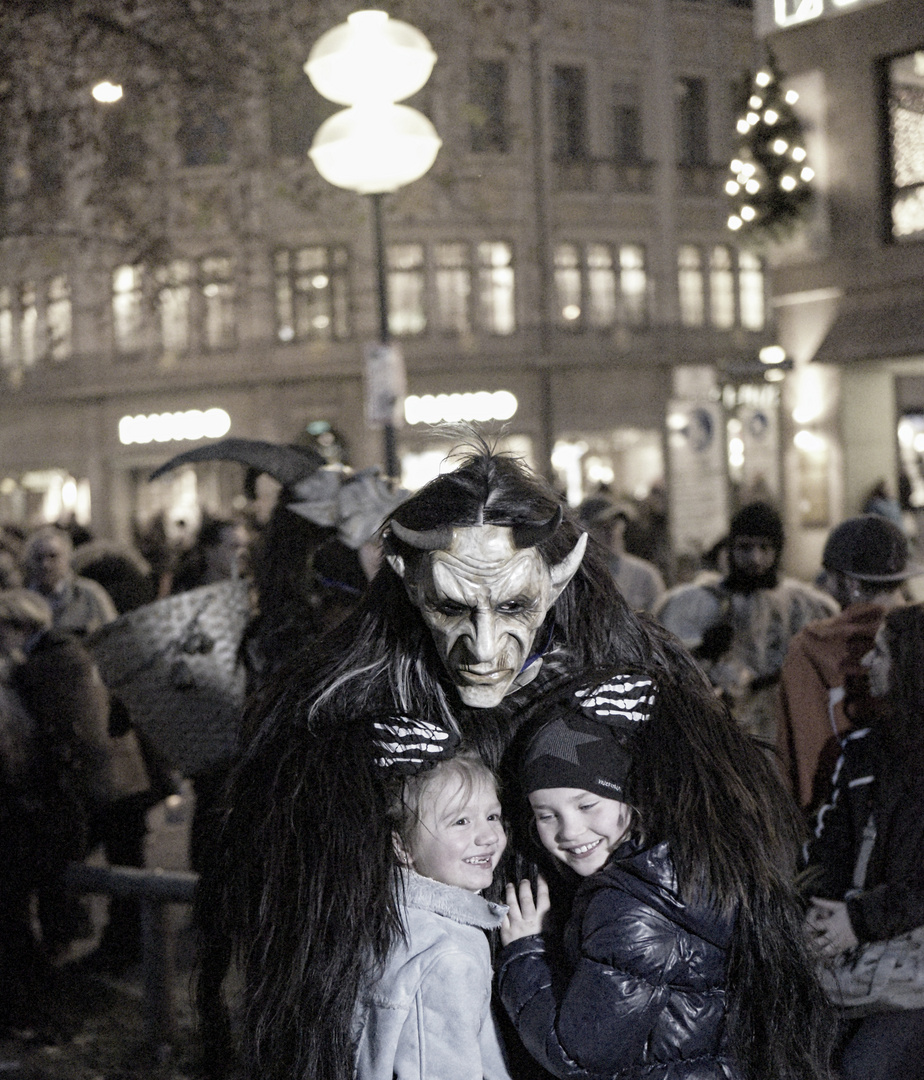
[149,438,325,489]
[389,520,454,551]
[512,505,563,549]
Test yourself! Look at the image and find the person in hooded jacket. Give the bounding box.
[777,514,919,816]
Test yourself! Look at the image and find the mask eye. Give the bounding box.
[433,600,468,617]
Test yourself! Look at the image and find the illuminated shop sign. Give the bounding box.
[119,408,231,445]
[404,391,517,426]
[757,0,888,33]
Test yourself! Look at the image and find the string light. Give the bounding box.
[725,53,814,245]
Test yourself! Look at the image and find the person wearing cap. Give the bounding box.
[654,502,838,742]
[496,667,834,1080]
[777,514,920,814]
[577,496,665,613]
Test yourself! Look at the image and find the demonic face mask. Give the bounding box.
[387,525,586,708]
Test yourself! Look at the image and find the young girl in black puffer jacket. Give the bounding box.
[496,666,835,1080]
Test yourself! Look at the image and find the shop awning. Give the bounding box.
[812,295,924,364]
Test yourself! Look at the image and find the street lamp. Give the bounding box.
[304,10,442,479]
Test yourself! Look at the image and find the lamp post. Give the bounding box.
[304,10,442,480]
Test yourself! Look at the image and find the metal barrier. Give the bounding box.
[64,862,198,1059]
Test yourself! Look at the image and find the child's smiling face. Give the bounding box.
[529,787,632,877]
[400,766,507,893]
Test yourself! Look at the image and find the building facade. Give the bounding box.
[0,0,774,576]
[761,0,924,577]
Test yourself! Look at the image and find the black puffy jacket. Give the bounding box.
[801,724,924,944]
[496,839,742,1080]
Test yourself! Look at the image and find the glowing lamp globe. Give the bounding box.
[309,103,442,194]
[304,10,437,107]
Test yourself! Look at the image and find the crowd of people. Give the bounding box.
[1,439,923,1078]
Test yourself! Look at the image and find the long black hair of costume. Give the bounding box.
[508,665,835,1080]
[200,442,710,1080]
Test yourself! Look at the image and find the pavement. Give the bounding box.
[0,781,206,1080]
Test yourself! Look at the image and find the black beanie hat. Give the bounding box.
[522,673,655,801]
[729,501,785,551]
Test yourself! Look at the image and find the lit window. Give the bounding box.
[884,50,924,241]
[434,243,471,334]
[620,244,648,327]
[677,245,705,327]
[477,242,515,335]
[709,246,735,329]
[20,282,37,366]
[387,244,426,337]
[274,247,350,343]
[554,243,583,326]
[738,250,765,330]
[113,264,146,354]
[158,260,193,353]
[200,256,236,350]
[588,245,618,328]
[0,287,13,367]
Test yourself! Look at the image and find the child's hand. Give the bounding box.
[806,897,859,957]
[500,876,550,947]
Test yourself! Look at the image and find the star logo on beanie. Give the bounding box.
[523,717,603,769]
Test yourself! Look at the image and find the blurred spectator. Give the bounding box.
[655,502,838,741]
[0,664,68,1036]
[0,526,23,589]
[170,515,252,879]
[778,515,920,815]
[171,516,251,596]
[23,525,117,638]
[0,588,111,960]
[73,539,177,973]
[72,539,158,615]
[577,495,665,613]
[623,481,671,583]
[862,478,904,527]
[801,603,924,1078]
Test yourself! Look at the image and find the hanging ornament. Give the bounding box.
[726,52,815,247]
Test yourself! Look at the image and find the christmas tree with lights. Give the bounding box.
[726,54,815,247]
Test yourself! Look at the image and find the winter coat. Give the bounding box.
[655,577,837,741]
[606,552,665,615]
[353,870,513,1080]
[802,725,924,943]
[33,575,118,639]
[777,602,885,811]
[497,840,741,1080]
[8,629,113,865]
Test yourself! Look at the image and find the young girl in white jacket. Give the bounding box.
[352,748,513,1080]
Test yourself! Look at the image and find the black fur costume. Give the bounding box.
[199,445,834,1080]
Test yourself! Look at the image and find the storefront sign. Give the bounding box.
[404,390,518,425]
[118,408,231,445]
[756,0,888,34]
